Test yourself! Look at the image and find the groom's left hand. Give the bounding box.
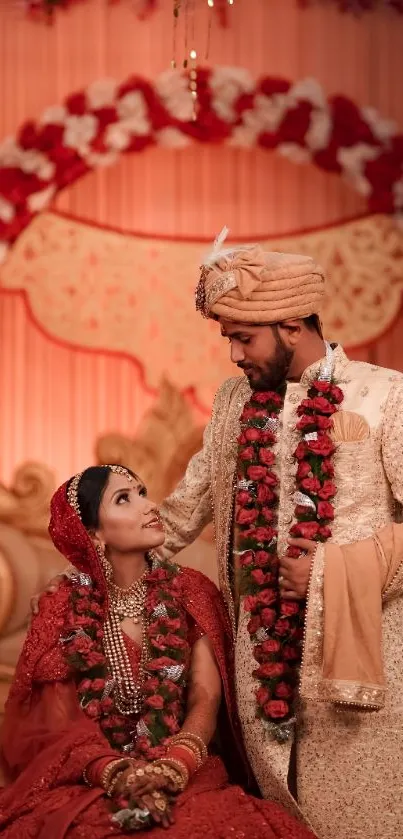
[278,538,318,600]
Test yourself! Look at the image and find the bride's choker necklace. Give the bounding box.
[108,570,148,622]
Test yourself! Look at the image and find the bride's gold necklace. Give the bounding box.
[103,571,149,716]
[108,571,148,622]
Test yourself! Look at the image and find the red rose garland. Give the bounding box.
[62,561,190,760]
[236,379,343,739]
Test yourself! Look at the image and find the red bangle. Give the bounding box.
[166,745,198,777]
[84,756,117,787]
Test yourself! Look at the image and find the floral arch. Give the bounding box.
[0,65,402,262]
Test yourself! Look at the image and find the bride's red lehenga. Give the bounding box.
[0,484,315,839]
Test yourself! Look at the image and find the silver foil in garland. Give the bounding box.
[317,340,334,382]
[59,628,88,643]
[69,572,92,587]
[152,603,169,619]
[255,627,270,642]
[136,719,151,738]
[101,678,115,700]
[161,664,185,682]
[237,479,256,492]
[293,491,316,511]
[304,431,318,442]
[262,416,279,432]
[121,741,135,754]
[262,716,296,743]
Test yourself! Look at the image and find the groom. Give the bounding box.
[156,240,403,839]
[34,240,403,839]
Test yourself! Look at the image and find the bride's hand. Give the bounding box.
[113,764,168,798]
[132,791,174,829]
[110,771,174,830]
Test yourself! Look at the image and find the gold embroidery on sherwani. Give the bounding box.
[211,376,250,637]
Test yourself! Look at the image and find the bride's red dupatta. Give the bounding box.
[0,483,251,838]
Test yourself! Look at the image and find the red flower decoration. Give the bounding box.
[247,465,268,481]
[264,699,289,719]
[306,436,335,457]
[236,507,259,526]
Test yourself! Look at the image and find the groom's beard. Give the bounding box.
[238,341,294,391]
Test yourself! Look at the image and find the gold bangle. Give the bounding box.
[159,765,182,789]
[151,758,183,789]
[106,769,125,798]
[157,758,189,791]
[159,763,184,790]
[171,732,208,760]
[82,766,92,786]
[100,758,130,792]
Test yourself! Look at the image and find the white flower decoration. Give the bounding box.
[104,122,131,151]
[290,78,326,110]
[236,92,289,140]
[227,125,257,147]
[305,109,332,151]
[86,79,118,110]
[362,107,397,144]
[63,114,98,154]
[117,92,150,136]
[155,70,194,122]
[210,66,254,123]
[0,138,55,181]
[0,137,22,167]
[40,105,67,126]
[84,150,118,168]
[156,128,190,148]
[278,143,312,164]
[27,184,55,213]
[20,150,55,181]
[0,242,9,264]
[337,143,379,174]
[0,197,15,223]
[347,172,372,197]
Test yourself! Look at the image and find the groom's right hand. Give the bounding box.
[30,574,66,615]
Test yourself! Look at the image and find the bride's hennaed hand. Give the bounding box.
[135,791,174,829]
[110,772,174,830]
[121,765,169,797]
[109,765,166,800]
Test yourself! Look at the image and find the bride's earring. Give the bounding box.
[96,543,113,584]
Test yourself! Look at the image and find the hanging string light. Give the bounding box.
[189,49,198,121]
[171,0,235,116]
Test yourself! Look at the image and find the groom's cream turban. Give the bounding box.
[195,242,325,323]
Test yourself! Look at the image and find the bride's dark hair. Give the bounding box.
[68,465,138,530]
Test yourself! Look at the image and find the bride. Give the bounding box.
[0,464,315,838]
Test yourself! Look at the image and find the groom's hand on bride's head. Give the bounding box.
[30,574,66,615]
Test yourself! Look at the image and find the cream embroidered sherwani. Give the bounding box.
[160,345,403,839]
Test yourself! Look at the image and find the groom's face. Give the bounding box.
[219,318,294,391]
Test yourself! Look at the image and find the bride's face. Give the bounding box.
[95,472,165,554]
